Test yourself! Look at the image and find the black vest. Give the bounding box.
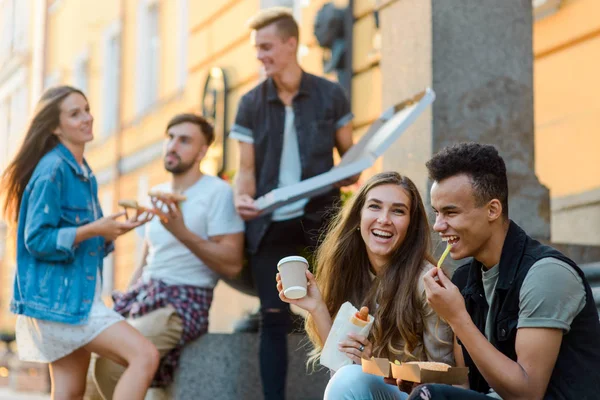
[452,221,600,399]
[243,73,343,253]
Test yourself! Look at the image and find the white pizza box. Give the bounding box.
[254,88,436,214]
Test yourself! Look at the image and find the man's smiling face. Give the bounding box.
[431,174,494,261]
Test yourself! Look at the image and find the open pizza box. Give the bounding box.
[390,362,469,385]
[253,88,436,214]
[361,357,393,379]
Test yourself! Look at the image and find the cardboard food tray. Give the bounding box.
[361,357,392,378]
[254,88,436,214]
[390,362,469,385]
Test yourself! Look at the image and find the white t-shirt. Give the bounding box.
[142,175,244,288]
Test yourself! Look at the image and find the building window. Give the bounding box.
[0,0,14,66]
[0,100,8,171]
[73,50,90,95]
[0,88,28,170]
[12,0,29,53]
[100,191,114,296]
[0,69,29,170]
[44,69,61,90]
[0,0,30,66]
[8,85,27,156]
[102,23,121,137]
[136,0,160,115]
[136,174,149,260]
[176,0,188,90]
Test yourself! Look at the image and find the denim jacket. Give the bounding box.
[10,143,112,325]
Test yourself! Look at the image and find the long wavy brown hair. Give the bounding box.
[305,171,437,366]
[0,86,85,226]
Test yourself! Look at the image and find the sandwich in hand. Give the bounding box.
[148,190,187,203]
[118,199,168,223]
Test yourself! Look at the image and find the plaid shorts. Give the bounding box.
[113,279,214,387]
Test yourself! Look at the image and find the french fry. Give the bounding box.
[437,243,452,270]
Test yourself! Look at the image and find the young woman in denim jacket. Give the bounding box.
[0,86,159,400]
[277,172,455,399]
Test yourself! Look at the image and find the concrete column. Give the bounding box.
[379,0,550,240]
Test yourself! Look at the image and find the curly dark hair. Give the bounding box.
[426,142,509,218]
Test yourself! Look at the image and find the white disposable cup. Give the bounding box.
[277,256,309,299]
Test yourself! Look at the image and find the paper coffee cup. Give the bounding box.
[277,256,309,299]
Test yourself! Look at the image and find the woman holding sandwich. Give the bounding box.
[277,172,455,399]
[0,85,158,400]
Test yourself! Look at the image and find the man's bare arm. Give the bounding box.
[334,122,359,187]
[424,268,563,399]
[453,335,470,389]
[233,141,260,220]
[452,319,562,399]
[334,122,354,157]
[128,240,148,288]
[178,231,244,279]
[234,141,256,198]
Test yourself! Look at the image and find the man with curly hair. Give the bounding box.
[407,142,600,399]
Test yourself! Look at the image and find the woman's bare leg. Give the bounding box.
[85,321,159,400]
[49,347,91,400]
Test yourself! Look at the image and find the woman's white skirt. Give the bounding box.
[15,272,123,363]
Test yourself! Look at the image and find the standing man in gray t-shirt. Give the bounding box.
[229,8,358,400]
[408,143,600,400]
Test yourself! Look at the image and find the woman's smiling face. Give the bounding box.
[360,184,412,271]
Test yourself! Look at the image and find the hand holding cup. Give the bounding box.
[277,256,309,299]
[277,267,324,314]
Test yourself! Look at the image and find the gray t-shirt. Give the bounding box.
[482,257,586,337]
[481,257,586,399]
[482,264,500,341]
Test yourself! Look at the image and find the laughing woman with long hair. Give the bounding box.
[277,172,455,399]
[0,86,159,400]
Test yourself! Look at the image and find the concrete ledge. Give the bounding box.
[542,242,600,266]
[551,188,600,212]
[175,333,329,400]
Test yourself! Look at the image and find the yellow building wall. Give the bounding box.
[534,0,600,197]
[0,0,384,332]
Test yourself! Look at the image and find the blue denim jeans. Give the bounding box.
[407,384,492,399]
[324,365,409,400]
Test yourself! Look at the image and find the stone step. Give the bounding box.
[175,333,329,400]
[582,263,600,283]
[582,263,600,315]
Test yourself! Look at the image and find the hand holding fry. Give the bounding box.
[423,267,468,326]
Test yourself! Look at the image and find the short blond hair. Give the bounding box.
[247,7,299,41]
